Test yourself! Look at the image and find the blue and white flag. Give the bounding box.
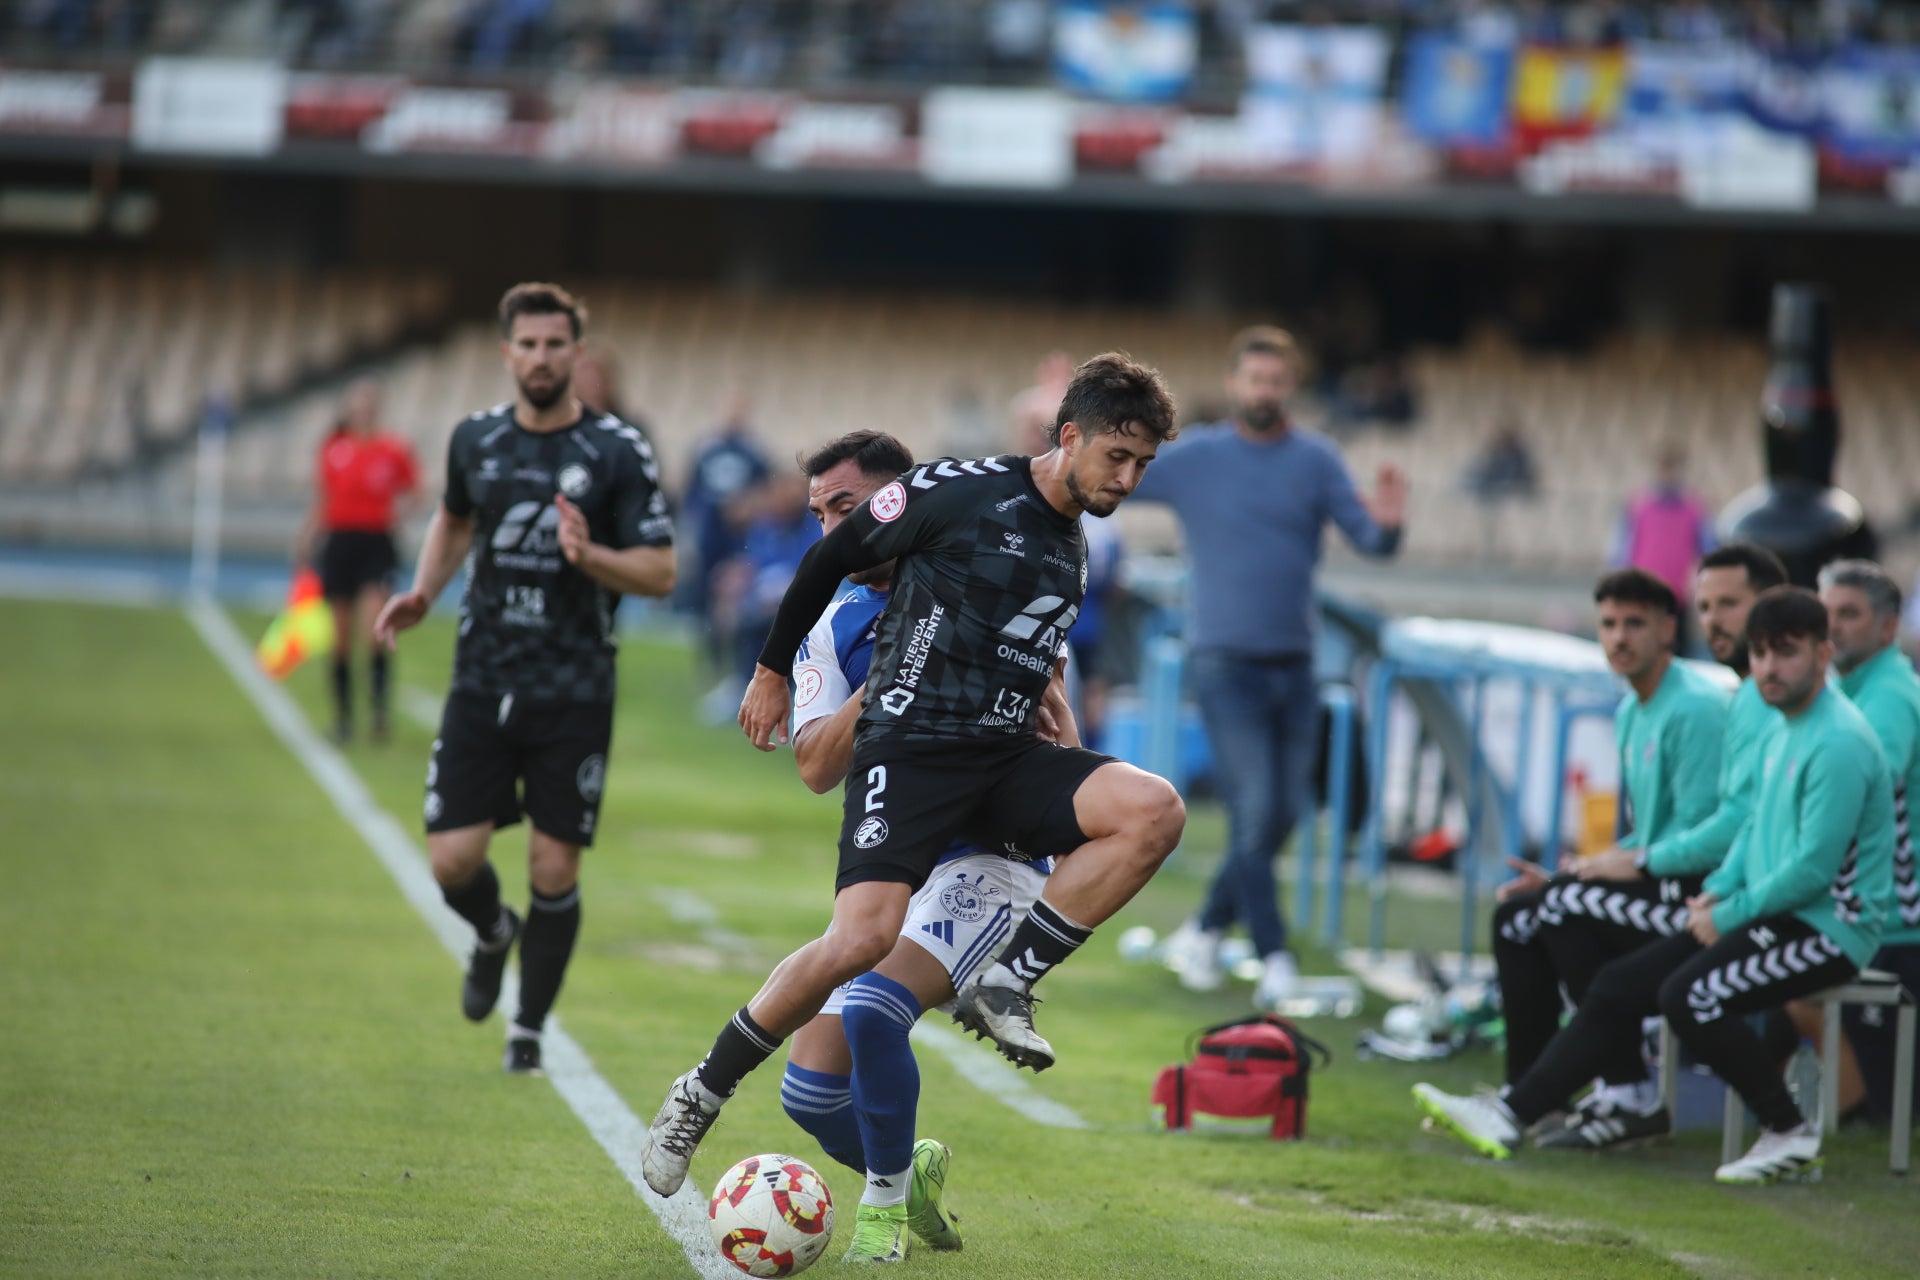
[1242,24,1389,163]
[1618,40,1747,158]
[1401,32,1513,147]
[1819,47,1920,163]
[1053,2,1198,104]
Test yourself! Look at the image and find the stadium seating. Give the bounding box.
[0,255,448,486]
[7,263,1916,586]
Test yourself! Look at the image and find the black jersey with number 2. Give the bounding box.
[758,454,1087,742]
[442,404,673,704]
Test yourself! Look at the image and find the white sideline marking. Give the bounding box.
[909,1022,1092,1130]
[185,600,732,1280]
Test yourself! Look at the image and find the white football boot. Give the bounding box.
[1412,1083,1520,1160]
[639,1068,726,1195]
[1715,1126,1822,1184]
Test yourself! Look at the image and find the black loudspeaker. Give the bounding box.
[1719,283,1876,586]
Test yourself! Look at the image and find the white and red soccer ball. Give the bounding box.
[708,1153,835,1277]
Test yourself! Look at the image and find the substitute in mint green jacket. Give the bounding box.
[1615,661,1728,858]
[1839,644,1920,948]
[1704,686,1895,968]
[1635,677,1779,880]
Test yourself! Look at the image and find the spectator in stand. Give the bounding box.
[1460,414,1538,563]
[1463,416,1538,501]
[1612,443,1716,653]
[679,392,772,675]
[294,378,421,744]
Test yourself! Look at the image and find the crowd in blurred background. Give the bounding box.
[12,1,1920,81]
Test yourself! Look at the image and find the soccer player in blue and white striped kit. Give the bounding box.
[774,430,1074,1262]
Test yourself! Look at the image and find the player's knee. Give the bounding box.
[429,843,484,888]
[1135,776,1186,858]
[822,926,896,982]
[1656,971,1697,1027]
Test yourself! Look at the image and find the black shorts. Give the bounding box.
[319,530,398,601]
[837,733,1117,892]
[424,691,613,847]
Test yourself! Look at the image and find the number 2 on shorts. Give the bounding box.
[864,765,887,813]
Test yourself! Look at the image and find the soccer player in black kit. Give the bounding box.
[374,283,675,1074]
[640,353,1187,1197]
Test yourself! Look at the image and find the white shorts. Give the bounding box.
[820,853,1050,1018]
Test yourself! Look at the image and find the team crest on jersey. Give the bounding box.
[871,481,906,523]
[939,872,1004,923]
[577,754,606,801]
[558,463,592,498]
[855,816,890,849]
[795,668,824,707]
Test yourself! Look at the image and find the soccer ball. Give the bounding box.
[708,1153,835,1277]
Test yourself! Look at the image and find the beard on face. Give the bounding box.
[1065,467,1120,517]
[1238,401,1283,432]
[519,370,570,411]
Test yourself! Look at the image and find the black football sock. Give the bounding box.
[443,863,510,944]
[369,650,391,719]
[514,884,581,1033]
[330,657,352,726]
[696,1006,782,1098]
[982,899,1093,991]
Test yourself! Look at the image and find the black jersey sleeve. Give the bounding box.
[604,421,675,550]
[755,468,961,673]
[442,421,475,517]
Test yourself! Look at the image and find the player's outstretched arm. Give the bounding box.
[554,493,675,597]
[375,504,474,650]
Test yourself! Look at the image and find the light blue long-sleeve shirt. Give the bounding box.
[1131,422,1400,658]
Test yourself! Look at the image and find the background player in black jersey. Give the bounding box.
[639,353,1186,1197]
[374,283,675,1075]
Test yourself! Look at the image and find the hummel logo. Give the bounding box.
[1750,925,1777,949]
[920,919,955,945]
[1001,532,1026,556]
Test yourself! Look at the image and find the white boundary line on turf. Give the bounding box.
[399,680,1093,1132]
[184,599,734,1280]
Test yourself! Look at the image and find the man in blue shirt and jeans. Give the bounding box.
[1133,326,1406,1006]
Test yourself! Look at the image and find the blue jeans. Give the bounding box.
[1190,651,1320,958]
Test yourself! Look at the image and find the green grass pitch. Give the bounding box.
[1,597,1915,1278]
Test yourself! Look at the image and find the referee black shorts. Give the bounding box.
[424,691,613,848]
[836,732,1116,892]
[319,530,398,601]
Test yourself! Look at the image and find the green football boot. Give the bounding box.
[842,1202,910,1263]
[906,1138,962,1250]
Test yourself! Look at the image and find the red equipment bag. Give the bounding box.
[1151,1014,1330,1139]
